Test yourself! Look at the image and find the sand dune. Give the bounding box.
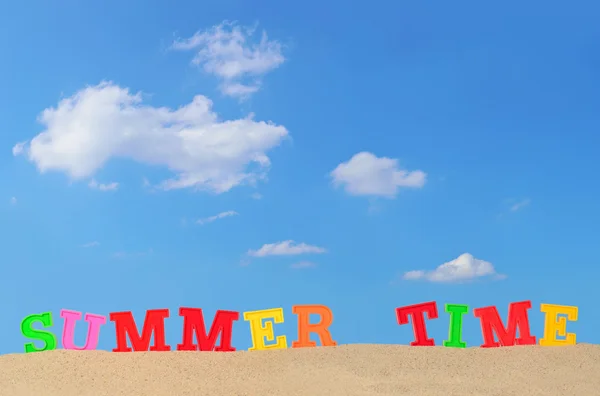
[0,344,598,395]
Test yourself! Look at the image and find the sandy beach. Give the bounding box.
[0,344,597,395]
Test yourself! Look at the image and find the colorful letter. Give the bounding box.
[539,304,578,346]
[443,304,468,348]
[291,304,337,348]
[177,308,239,351]
[243,307,287,351]
[21,312,57,353]
[473,300,536,348]
[395,301,438,346]
[110,309,170,352]
[60,309,107,350]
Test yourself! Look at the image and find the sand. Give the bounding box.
[0,344,598,395]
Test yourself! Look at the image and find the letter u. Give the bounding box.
[60,309,106,350]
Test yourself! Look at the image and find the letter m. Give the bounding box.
[110,309,171,352]
[473,301,536,348]
[177,308,239,352]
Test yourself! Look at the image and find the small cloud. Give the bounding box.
[88,179,119,191]
[248,240,327,257]
[12,142,26,156]
[330,152,426,198]
[171,21,285,99]
[401,253,505,283]
[221,82,261,99]
[9,197,17,205]
[510,198,531,212]
[81,241,100,248]
[290,261,316,269]
[197,210,238,225]
[251,192,263,200]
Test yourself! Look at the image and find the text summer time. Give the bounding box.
[18,300,578,353]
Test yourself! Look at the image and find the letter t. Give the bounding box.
[396,301,438,346]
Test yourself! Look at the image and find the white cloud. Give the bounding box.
[13,82,288,193]
[221,82,260,98]
[81,241,100,248]
[402,253,505,283]
[251,192,262,200]
[9,197,16,205]
[172,21,285,99]
[197,210,238,225]
[88,179,119,191]
[290,261,316,269]
[12,142,26,156]
[248,240,326,257]
[330,152,426,198]
[510,198,531,212]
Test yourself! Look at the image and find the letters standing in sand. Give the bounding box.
[19,300,578,353]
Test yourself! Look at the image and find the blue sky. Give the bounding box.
[1,0,599,353]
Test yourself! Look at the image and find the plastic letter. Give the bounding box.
[443,304,468,348]
[539,304,578,346]
[109,309,171,352]
[292,304,337,348]
[243,308,287,351]
[473,300,536,348]
[395,301,438,346]
[21,312,57,353]
[177,308,239,351]
[60,309,106,350]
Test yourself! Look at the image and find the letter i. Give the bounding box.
[443,304,468,348]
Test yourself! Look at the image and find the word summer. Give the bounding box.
[21,305,337,353]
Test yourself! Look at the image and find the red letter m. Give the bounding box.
[110,309,171,352]
[473,301,536,348]
[177,308,239,352]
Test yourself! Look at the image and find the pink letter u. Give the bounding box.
[60,309,106,350]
